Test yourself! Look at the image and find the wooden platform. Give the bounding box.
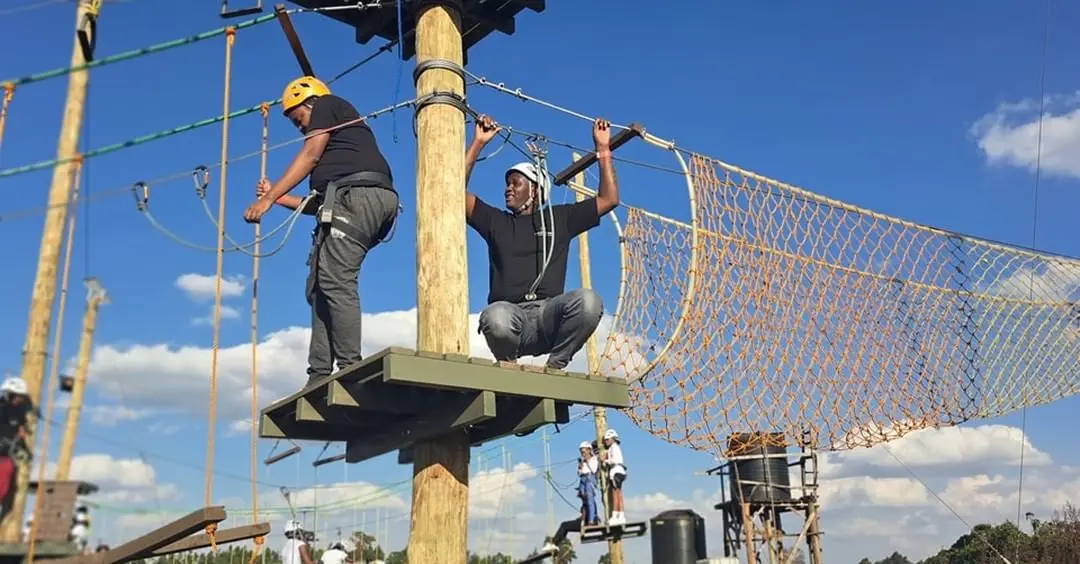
[286,0,545,60]
[259,347,628,463]
[0,542,78,562]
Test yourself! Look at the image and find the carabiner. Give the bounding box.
[132,182,149,212]
[192,165,210,199]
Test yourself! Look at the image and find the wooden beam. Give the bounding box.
[52,506,227,564]
[3,0,98,542]
[383,352,628,408]
[346,391,496,464]
[150,523,271,556]
[410,0,471,561]
[274,4,315,76]
[552,123,644,186]
[221,0,264,19]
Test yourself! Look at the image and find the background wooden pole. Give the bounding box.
[571,155,623,564]
[1,0,97,541]
[55,279,107,480]
[408,1,471,563]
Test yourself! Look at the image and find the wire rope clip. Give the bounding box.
[192,165,210,199]
[132,182,149,212]
[220,0,263,19]
[77,0,101,62]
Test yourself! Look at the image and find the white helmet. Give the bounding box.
[2,377,28,396]
[578,441,592,450]
[603,429,618,440]
[284,519,301,534]
[505,162,549,202]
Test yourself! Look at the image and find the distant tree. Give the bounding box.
[348,530,386,562]
[875,552,912,564]
[780,548,806,564]
[384,548,407,564]
[597,553,612,564]
[857,559,872,564]
[465,552,514,564]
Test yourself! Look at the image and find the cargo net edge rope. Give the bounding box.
[596,151,1080,457]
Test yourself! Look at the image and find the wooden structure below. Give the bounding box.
[26,481,98,544]
[259,347,628,464]
[0,541,78,562]
[46,506,267,564]
[285,0,545,60]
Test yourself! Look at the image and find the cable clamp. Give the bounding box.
[132,182,149,212]
[412,58,466,86]
[192,166,210,199]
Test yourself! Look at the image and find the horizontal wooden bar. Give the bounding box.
[552,123,644,186]
[151,523,271,556]
[383,352,628,408]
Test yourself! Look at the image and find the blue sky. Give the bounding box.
[2,0,1080,562]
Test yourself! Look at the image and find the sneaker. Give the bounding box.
[609,514,626,526]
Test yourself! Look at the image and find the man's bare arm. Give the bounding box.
[262,130,330,203]
[592,119,619,216]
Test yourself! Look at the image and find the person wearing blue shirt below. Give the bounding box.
[463,114,619,370]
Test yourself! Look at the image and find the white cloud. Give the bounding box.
[191,304,241,326]
[88,309,638,424]
[470,462,538,519]
[175,273,247,302]
[39,453,180,507]
[971,91,1080,178]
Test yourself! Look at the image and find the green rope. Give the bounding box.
[0,98,282,179]
[2,12,282,88]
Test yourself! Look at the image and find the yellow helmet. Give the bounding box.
[281,76,330,114]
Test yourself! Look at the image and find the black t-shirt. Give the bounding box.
[0,398,30,443]
[306,95,393,193]
[468,198,601,304]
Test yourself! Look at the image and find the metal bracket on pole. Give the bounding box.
[220,0,263,19]
[275,4,316,77]
[76,0,102,62]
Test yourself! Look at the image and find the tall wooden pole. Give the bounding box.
[55,279,107,480]
[408,1,470,563]
[2,0,97,541]
[571,156,622,564]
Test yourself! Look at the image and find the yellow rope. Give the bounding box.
[248,101,269,563]
[205,26,234,532]
[26,155,81,562]
[0,83,13,157]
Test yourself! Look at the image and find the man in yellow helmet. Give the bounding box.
[244,76,398,384]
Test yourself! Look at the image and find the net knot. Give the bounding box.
[205,523,218,552]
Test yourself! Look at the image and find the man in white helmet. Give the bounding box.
[0,377,33,520]
[464,115,618,370]
[577,441,600,526]
[281,519,314,564]
[600,428,627,524]
[320,539,353,564]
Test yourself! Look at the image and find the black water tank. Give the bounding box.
[649,509,707,564]
[728,432,791,504]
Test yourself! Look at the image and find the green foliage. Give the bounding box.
[597,553,612,564]
[857,503,1080,564]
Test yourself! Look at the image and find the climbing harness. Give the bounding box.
[523,137,556,302]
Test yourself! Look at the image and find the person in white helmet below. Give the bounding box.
[70,504,90,552]
[599,428,627,525]
[465,115,618,371]
[0,377,34,520]
[245,76,399,386]
[281,519,314,564]
[577,441,601,526]
[320,539,354,564]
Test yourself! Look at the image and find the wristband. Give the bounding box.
[596,149,612,159]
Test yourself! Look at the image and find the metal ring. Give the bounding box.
[412,58,465,86]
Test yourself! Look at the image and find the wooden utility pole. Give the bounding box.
[2,0,97,541]
[571,155,622,564]
[408,1,470,563]
[55,278,107,480]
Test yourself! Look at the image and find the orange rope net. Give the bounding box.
[598,148,1080,455]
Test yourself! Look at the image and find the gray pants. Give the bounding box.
[478,288,604,369]
[305,186,399,380]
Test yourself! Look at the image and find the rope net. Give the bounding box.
[599,151,1080,456]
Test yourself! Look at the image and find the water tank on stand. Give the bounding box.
[650,509,707,564]
[728,432,791,505]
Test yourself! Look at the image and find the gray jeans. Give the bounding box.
[305,186,399,380]
[478,288,604,370]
